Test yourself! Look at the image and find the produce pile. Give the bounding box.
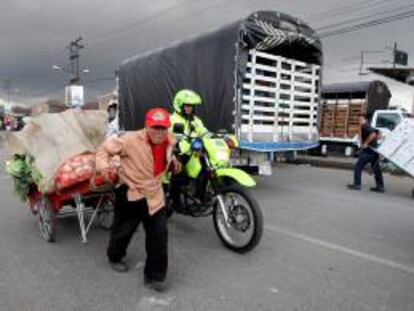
[55,153,118,191]
[6,152,119,202]
[55,153,96,190]
[4,109,110,200]
[6,155,43,201]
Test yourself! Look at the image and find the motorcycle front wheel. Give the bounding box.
[213,185,263,253]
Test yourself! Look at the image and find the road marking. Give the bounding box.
[266,225,414,276]
[136,296,173,310]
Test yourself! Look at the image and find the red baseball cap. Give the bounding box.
[145,108,171,128]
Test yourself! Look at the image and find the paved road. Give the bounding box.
[1,144,414,310]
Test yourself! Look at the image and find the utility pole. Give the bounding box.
[68,37,84,85]
[359,50,386,75]
[3,78,12,113]
[393,42,397,69]
[51,37,87,109]
[359,51,364,75]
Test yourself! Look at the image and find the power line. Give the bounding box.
[307,0,396,21]
[28,75,115,99]
[0,73,56,82]
[87,0,201,47]
[85,0,227,51]
[84,77,115,84]
[315,3,414,31]
[320,10,414,38]
[30,86,64,98]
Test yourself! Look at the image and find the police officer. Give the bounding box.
[170,89,208,137]
[169,89,210,207]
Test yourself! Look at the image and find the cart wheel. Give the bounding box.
[97,195,114,230]
[28,200,39,215]
[38,196,56,242]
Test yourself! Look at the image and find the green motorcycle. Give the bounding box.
[167,124,263,253]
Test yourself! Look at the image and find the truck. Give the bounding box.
[375,117,414,198]
[318,80,391,156]
[117,10,323,175]
[371,108,413,141]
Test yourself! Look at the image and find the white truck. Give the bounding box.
[319,107,411,155]
[376,117,414,198]
[371,109,413,140]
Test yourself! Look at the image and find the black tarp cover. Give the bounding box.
[118,11,322,131]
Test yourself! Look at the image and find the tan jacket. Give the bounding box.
[95,129,175,215]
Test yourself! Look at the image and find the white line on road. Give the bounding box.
[136,296,174,310]
[266,225,414,276]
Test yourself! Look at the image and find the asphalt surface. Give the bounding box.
[1,143,414,311]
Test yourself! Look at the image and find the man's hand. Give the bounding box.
[96,168,111,183]
[362,132,377,149]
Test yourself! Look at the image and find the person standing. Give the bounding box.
[347,114,385,193]
[106,101,119,137]
[96,108,181,291]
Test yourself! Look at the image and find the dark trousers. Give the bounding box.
[170,170,208,206]
[107,185,168,282]
[353,149,384,188]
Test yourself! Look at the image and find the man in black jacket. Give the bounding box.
[347,115,385,193]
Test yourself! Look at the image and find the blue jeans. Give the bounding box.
[353,149,384,188]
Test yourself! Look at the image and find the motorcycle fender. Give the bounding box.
[216,168,256,187]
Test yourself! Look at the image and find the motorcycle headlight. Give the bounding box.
[191,139,203,151]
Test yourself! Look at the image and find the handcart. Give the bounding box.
[28,180,115,243]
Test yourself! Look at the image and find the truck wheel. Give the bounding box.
[285,151,297,163]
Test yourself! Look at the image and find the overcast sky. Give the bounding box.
[1,0,413,109]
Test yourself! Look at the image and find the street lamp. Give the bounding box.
[52,65,90,84]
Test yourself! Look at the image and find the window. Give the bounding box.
[375,113,402,131]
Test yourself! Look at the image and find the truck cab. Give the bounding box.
[371,109,412,141]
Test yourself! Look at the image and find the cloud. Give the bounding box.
[0,0,413,105]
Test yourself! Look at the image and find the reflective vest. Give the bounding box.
[170,112,208,138]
